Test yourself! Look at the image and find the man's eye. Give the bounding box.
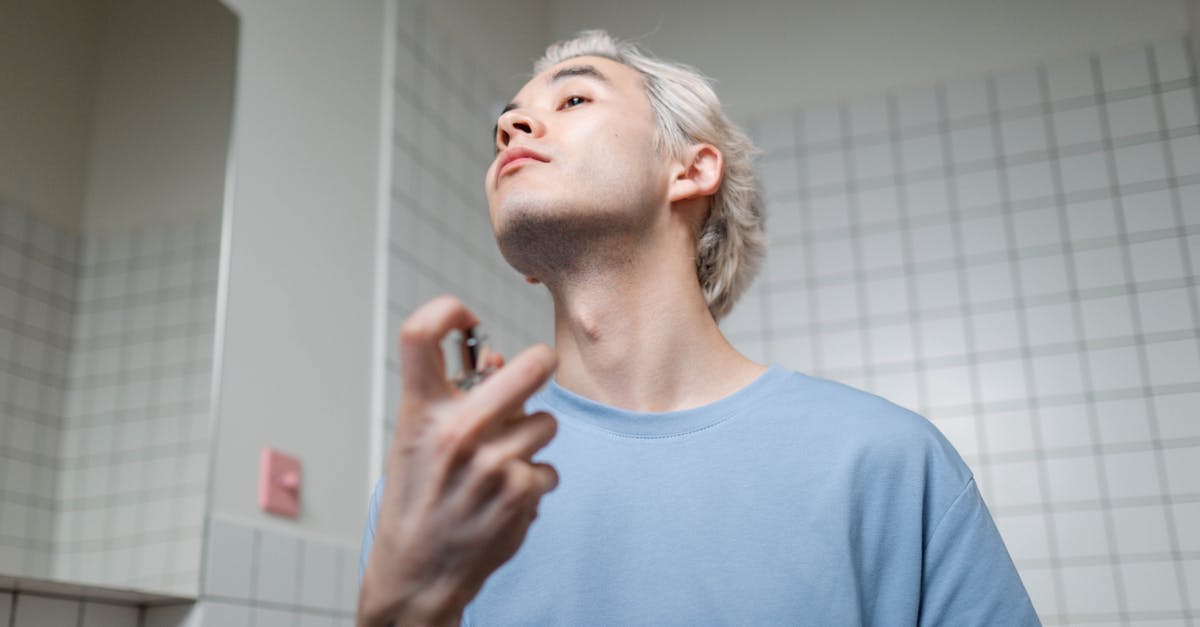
[560,95,588,109]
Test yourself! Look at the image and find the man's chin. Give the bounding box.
[493,201,645,281]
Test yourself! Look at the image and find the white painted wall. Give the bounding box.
[210,0,386,540]
[79,0,237,235]
[0,0,236,235]
[0,0,105,231]
[549,0,1189,119]
[1190,0,1200,77]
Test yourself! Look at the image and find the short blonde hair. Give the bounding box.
[535,30,765,321]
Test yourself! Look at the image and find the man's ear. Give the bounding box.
[668,144,723,203]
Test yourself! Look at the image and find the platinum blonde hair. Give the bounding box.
[534,30,766,321]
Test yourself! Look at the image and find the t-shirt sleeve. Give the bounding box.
[919,477,1042,626]
[359,476,384,582]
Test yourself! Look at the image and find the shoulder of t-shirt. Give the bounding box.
[766,367,973,486]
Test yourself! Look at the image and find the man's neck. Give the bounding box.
[545,229,766,413]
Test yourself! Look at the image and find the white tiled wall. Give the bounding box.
[53,218,219,594]
[728,38,1199,625]
[0,590,140,627]
[0,204,218,597]
[379,1,554,468]
[195,515,357,627]
[0,205,76,579]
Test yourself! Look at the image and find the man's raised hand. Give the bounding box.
[358,295,559,627]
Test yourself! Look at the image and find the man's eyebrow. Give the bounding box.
[547,64,611,86]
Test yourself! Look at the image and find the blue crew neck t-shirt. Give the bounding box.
[361,365,1041,625]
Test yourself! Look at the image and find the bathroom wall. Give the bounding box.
[0,590,140,627]
[1,0,233,611]
[0,207,77,579]
[719,38,1199,625]
[54,217,219,594]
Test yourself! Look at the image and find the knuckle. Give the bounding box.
[499,466,534,509]
[472,447,508,478]
[398,318,431,345]
[432,422,469,456]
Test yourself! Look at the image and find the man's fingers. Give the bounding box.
[457,344,557,442]
[398,295,479,398]
[482,460,559,524]
[499,411,557,461]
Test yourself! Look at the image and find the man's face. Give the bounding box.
[484,56,669,278]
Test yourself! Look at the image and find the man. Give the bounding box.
[358,30,1040,626]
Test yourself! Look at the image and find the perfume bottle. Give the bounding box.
[454,327,495,390]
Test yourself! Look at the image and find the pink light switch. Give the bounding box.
[259,448,301,518]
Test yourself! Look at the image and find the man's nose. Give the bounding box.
[496,109,543,149]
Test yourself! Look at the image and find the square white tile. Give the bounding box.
[1079,294,1134,340]
[1099,46,1152,92]
[1006,161,1055,203]
[915,268,963,310]
[1044,455,1102,502]
[986,460,1044,507]
[1086,345,1144,392]
[908,222,956,264]
[1017,255,1069,298]
[1163,445,1200,494]
[900,134,944,174]
[976,358,1029,404]
[1129,238,1186,283]
[1031,352,1085,398]
[1168,134,1200,177]
[1053,509,1111,558]
[1072,246,1128,290]
[965,261,1015,304]
[1037,403,1094,450]
[1161,88,1199,130]
[1121,560,1185,614]
[1060,563,1121,615]
[1112,141,1168,187]
[1001,115,1049,156]
[1057,151,1110,195]
[902,178,951,219]
[769,288,809,329]
[970,309,1021,353]
[13,594,79,627]
[1121,188,1177,233]
[862,276,911,317]
[1136,288,1193,334]
[204,518,255,600]
[299,540,339,611]
[994,512,1050,561]
[981,408,1035,455]
[1106,94,1160,141]
[1094,397,1152,445]
[1103,450,1165,499]
[955,169,1003,210]
[81,601,139,627]
[1012,206,1062,248]
[1110,504,1173,555]
[812,283,860,323]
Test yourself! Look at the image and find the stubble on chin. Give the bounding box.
[494,199,648,286]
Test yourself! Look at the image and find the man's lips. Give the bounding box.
[496,147,549,177]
